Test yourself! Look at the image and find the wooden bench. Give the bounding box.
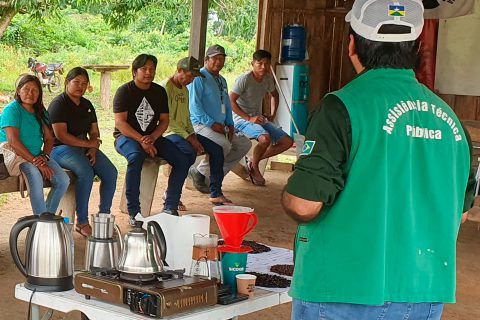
[0,170,76,222]
[119,158,167,218]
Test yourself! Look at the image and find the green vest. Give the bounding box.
[289,69,470,304]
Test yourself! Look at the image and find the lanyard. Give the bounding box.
[214,76,225,104]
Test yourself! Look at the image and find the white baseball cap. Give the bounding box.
[345,0,424,42]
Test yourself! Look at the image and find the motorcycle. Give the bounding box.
[16,58,64,93]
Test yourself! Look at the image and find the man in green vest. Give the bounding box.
[281,0,476,319]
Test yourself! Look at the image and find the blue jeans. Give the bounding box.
[196,134,225,198]
[291,299,444,320]
[51,145,118,224]
[235,120,288,143]
[115,135,195,215]
[20,159,70,215]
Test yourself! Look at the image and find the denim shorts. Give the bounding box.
[291,299,444,320]
[234,119,288,143]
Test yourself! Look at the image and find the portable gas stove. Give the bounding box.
[74,269,218,318]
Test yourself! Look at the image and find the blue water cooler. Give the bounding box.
[274,64,309,137]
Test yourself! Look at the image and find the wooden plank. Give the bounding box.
[189,0,209,62]
[270,161,294,172]
[455,95,478,121]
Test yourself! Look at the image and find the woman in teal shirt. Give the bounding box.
[0,75,69,215]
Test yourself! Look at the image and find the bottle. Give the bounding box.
[63,217,75,273]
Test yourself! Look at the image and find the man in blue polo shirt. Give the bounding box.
[188,44,251,205]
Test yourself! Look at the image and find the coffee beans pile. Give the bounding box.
[247,272,291,288]
[217,240,271,254]
[270,264,294,277]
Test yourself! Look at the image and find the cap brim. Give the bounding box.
[345,10,352,22]
[207,53,227,58]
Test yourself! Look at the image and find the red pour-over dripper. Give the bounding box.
[213,206,257,252]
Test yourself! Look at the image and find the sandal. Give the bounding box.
[75,223,92,237]
[246,157,266,186]
[209,196,234,206]
[163,192,187,211]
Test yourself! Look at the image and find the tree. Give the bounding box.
[0,0,100,39]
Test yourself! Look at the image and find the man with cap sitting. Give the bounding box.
[188,44,251,205]
[281,0,475,319]
[160,56,224,211]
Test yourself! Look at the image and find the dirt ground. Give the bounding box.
[0,168,479,319]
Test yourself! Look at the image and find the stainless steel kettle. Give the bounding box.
[117,220,167,276]
[9,213,74,292]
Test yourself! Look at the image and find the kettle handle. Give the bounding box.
[147,221,168,266]
[9,215,38,277]
[114,224,123,252]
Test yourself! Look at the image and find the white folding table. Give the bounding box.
[15,283,291,320]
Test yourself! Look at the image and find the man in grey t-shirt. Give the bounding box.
[230,50,293,185]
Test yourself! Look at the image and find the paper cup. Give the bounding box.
[236,274,256,297]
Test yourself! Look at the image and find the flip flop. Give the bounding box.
[210,196,234,206]
[75,223,92,237]
[245,157,266,186]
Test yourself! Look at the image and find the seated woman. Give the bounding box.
[48,67,118,237]
[0,75,70,215]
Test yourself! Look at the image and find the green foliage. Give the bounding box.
[0,1,258,173]
[209,0,258,40]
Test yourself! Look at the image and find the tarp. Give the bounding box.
[424,0,475,19]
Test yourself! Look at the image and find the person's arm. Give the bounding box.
[114,112,143,142]
[281,95,351,223]
[267,89,280,121]
[4,127,36,163]
[150,113,169,141]
[282,192,324,223]
[51,123,100,149]
[463,125,476,223]
[188,77,216,128]
[42,125,55,156]
[229,92,250,120]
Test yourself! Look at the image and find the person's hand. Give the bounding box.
[211,123,225,134]
[249,115,266,124]
[266,114,275,122]
[461,212,468,224]
[187,134,204,155]
[141,142,157,158]
[86,148,97,166]
[32,156,47,168]
[38,164,54,180]
[141,135,155,145]
[88,138,101,149]
[227,125,234,142]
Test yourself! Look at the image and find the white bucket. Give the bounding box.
[294,133,305,159]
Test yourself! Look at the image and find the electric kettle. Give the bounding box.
[9,213,74,292]
[117,220,167,279]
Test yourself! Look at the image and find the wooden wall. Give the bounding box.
[257,0,356,110]
[257,0,480,126]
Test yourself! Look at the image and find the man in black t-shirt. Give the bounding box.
[113,54,196,224]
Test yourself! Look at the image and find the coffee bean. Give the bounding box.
[247,272,290,288]
[270,264,294,277]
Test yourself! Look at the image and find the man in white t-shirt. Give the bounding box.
[230,50,293,185]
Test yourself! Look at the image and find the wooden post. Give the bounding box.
[189,0,209,62]
[99,71,112,109]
